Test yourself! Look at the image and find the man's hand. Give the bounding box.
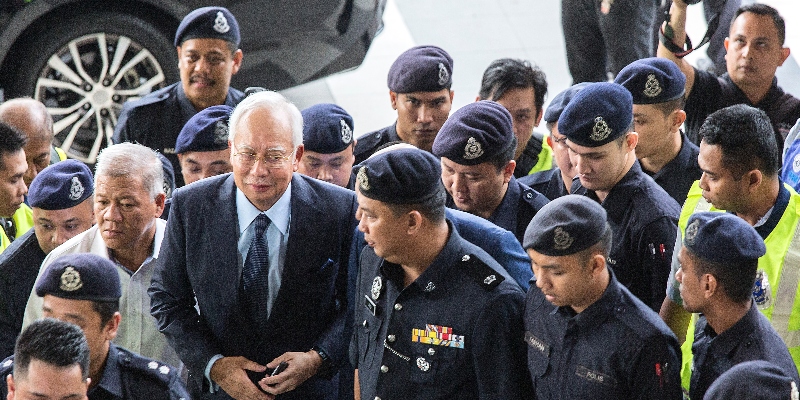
[210,356,272,400]
[258,351,323,395]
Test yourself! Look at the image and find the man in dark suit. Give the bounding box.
[149,90,357,400]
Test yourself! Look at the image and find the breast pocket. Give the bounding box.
[407,344,465,387]
[358,304,383,368]
[525,331,550,378]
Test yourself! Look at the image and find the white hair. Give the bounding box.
[228,90,303,148]
[95,143,164,198]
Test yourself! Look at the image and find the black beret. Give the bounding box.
[387,45,453,93]
[28,160,93,210]
[157,153,175,199]
[432,101,515,165]
[705,361,798,400]
[174,6,240,47]
[559,82,633,147]
[543,82,591,124]
[523,194,609,256]
[614,57,686,105]
[301,104,354,154]
[176,105,232,154]
[356,147,443,204]
[683,212,765,263]
[35,254,121,302]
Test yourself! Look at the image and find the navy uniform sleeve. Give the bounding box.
[627,333,682,399]
[112,102,134,144]
[637,216,678,311]
[471,290,533,399]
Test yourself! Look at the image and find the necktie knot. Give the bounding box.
[254,214,270,238]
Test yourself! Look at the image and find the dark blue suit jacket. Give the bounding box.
[149,173,357,399]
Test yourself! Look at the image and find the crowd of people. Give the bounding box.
[0,0,799,399]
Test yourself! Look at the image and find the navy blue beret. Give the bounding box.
[543,82,591,124]
[157,153,175,199]
[704,361,798,400]
[559,82,633,147]
[174,6,240,47]
[387,45,453,93]
[28,160,93,210]
[176,105,232,154]
[301,104,354,154]
[523,194,609,256]
[356,147,443,204]
[684,212,766,263]
[35,254,121,302]
[432,101,515,165]
[614,57,686,105]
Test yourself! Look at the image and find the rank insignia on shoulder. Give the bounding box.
[461,254,504,290]
[412,324,465,349]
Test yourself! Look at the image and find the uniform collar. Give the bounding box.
[381,220,461,293]
[589,161,644,221]
[556,268,621,330]
[752,180,790,239]
[89,344,123,399]
[488,177,518,230]
[647,132,698,181]
[700,303,760,353]
[236,183,292,236]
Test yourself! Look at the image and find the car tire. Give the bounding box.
[7,11,178,163]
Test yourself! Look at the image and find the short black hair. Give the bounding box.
[690,249,758,303]
[699,104,779,177]
[578,223,613,264]
[0,121,28,162]
[651,96,686,117]
[733,4,785,46]
[386,188,447,224]
[92,300,120,327]
[478,59,548,120]
[13,318,90,380]
[486,136,517,171]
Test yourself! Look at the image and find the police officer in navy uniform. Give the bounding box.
[0,160,95,360]
[113,6,245,187]
[704,360,800,400]
[353,46,454,164]
[297,104,357,189]
[562,82,680,311]
[523,194,682,399]
[675,212,800,400]
[351,147,531,399]
[432,100,548,244]
[615,57,702,206]
[0,253,190,399]
[175,105,233,186]
[520,83,590,200]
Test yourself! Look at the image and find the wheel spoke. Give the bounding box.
[51,111,82,136]
[108,36,131,76]
[46,54,84,85]
[58,107,96,160]
[44,98,89,116]
[68,39,95,84]
[110,47,160,87]
[96,33,110,84]
[35,78,86,96]
[113,72,165,97]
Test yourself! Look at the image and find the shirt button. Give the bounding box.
[387,334,396,342]
[375,397,381,400]
[428,348,436,356]
[525,192,533,199]
[394,303,403,311]
[380,365,389,373]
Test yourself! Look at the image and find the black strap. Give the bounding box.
[660,1,725,59]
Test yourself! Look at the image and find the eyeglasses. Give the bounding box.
[232,145,293,169]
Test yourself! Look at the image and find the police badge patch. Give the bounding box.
[793,153,800,173]
[643,74,663,98]
[553,227,574,250]
[463,137,484,160]
[437,62,449,86]
[213,11,230,33]
[590,117,611,142]
[60,266,83,292]
[340,119,353,144]
[214,120,229,143]
[357,166,370,191]
[371,276,383,300]
[684,219,700,245]
[68,176,84,201]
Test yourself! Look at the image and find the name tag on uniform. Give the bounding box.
[364,295,377,316]
[525,331,550,357]
[575,365,616,387]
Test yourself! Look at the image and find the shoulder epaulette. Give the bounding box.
[460,254,504,290]
[116,348,174,386]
